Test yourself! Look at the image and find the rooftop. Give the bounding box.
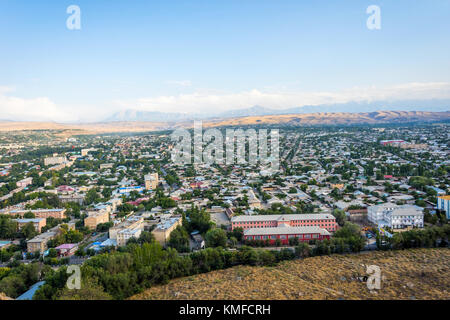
[244,225,330,236]
[232,213,335,222]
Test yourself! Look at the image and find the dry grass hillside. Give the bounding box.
[131,248,450,300]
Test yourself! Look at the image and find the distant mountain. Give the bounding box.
[202,110,450,128]
[104,99,450,122]
[104,109,195,122]
[1,110,449,134]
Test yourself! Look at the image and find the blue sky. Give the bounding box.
[0,0,449,121]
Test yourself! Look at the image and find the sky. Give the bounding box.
[0,0,450,122]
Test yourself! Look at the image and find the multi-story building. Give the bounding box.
[15,218,46,233]
[144,173,159,190]
[7,208,66,219]
[152,215,182,246]
[110,216,144,246]
[368,203,424,229]
[437,195,450,220]
[117,228,143,247]
[84,209,110,229]
[16,177,33,188]
[243,225,330,245]
[59,194,85,205]
[27,230,58,253]
[231,213,338,233]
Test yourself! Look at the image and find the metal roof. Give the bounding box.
[244,225,330,236]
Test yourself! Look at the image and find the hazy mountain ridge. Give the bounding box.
[105,99,450,122]
[0,111,448,134]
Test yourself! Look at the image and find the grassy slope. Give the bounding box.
[131,248,450,300]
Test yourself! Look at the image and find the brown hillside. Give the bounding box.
[130,248,450,300]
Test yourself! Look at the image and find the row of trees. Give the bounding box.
[377,224,450,250]
[33,241,304,300]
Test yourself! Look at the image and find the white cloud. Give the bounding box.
[0,89,73,122]
[114,82,450,114]
[1,82,449,122]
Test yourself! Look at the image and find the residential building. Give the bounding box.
[152,215,182,246]
[7,208,66,219]
[15,218,46,232]
[144,173,159,190]
[27,230,58,253]
[55,243,78,257]
[437,195,450,220]
[109,216,144,246]
[84,209,109,229]
[16,177,33,188]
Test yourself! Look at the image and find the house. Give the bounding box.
[144,173,159,190]
[191,232,205,250]
[55,243,78,257]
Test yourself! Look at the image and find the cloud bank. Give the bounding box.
[114,82,450,114]
[0,82,449,122]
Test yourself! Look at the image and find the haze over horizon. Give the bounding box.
[1,0,450,122]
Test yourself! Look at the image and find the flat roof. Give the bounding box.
[244,226,330,236]
[15,218,45,223]
[231,213,335,222]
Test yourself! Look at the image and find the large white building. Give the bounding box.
[44,156,66,166]
[368,203,424,229]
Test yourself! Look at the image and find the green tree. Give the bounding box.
[168,226,190,252]
[205,228,227,248]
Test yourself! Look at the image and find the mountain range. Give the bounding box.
[0,111,449,135]
[105,99,450,122]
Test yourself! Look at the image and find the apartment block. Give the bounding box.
[152,215,182,246]
[144,173,159,190]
